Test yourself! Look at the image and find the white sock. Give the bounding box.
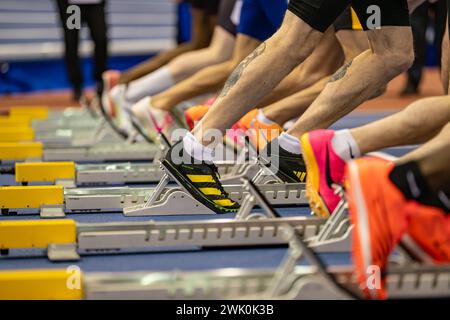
[125,66,174,102]
[331,129,361,161]
[278,132,301,154]
[183,132,214,162]
[110,84,133,113]
[256,109,275,125]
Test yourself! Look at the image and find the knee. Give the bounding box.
[377,42,414,76]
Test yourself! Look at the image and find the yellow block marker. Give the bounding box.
[0,269,83,300]
[0,127,35,142]
[10,106,49,120]
[0,142,43,160]
[0,185,64,209]
[16,162,76,183]
[0,116,31,128]
[0,219,76,249]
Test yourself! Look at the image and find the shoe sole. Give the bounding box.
[347,160,380,300]
[300,133,330,218]
[132,107,159,142]
[258,153,299,184]
[161,159,239,214]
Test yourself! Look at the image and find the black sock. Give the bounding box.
[389,161,448,212]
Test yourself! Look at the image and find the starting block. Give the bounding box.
[0,179,352,260]
[0,215,327,262]
[0,141,158,163]
[2,226,449,299]
[10,158,258,187]
[0,181,305,217]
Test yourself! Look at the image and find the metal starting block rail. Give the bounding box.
[0,215,336,262]
[0,179,352,257]
[0,181,307,217]
[1,225,449,300]
[11,159,259,187]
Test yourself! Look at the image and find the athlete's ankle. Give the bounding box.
[278,132,301,154]
[331,129,361,161]
[256,109,276,125]
[183,132,214,162]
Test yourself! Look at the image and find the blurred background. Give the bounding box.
[0,0,446,109]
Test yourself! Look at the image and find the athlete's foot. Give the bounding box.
[163,141,240,214]
[102,70,121,117]
[184,104,210,130]
[235,109,283,151]
[345,158,411,299]
[259,139,307,183]
[300,130,348,217]
[131,97,183,142]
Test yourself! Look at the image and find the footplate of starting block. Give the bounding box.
[0,142,43,162]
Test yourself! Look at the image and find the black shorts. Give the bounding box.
[289,0,410,33]
[189,0,221,15]
[334,6,363,31]
[218,0,238,36]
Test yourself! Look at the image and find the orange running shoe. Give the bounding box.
[345,158,411,299]
[184,104,210,130]
[234,109,283,151]
[405,201,450,262]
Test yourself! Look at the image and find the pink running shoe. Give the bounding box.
[131,97,182,142]
[300,129,346,217]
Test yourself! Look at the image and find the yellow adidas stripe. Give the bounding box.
[214,199,235,207]
[199,188,222,196]
[300,172,306,181]
[187,174,215,183]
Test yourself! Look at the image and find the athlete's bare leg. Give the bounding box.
[442,20,449,94]
[150,34,262,111]
[262,77,330,125]
[119,8,214,84]
[258,28,344,107]
[260,29,368,125]
[397,121,450,191]
[168,27,236,82]
[193,12,324,142]
[351,96,450,154]
[287,26,414,139]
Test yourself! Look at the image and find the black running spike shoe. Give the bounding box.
[162,140,240,214]
[259,139,307,183]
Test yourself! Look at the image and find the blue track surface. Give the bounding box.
[0,112,413,273]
